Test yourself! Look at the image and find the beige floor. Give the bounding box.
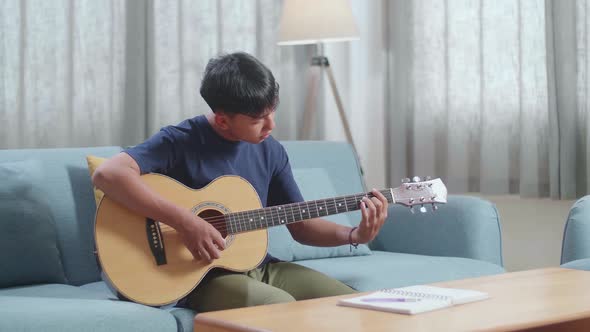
[472,194,576,272]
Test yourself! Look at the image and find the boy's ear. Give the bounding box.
[214,112,231,130]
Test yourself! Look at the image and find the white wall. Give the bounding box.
[473,194,575,272]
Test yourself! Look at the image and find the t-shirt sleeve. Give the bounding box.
[124,126,189,175]
[267,144,304,206]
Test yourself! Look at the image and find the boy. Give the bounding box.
[92,52,388,311]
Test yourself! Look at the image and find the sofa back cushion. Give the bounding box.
[267,141,371,261]
[268,168,371,261]
[0,160,67,287]
[0,147,121,286]
[282,141,366,203]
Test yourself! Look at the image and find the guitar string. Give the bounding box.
[158,195,371,234]
[125,185,433,234]
[158,191,403,234]
[157,192,388,230]
[161,191,441,235]
[167,191,392,228]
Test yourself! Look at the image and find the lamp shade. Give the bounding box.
[277,0,359,46]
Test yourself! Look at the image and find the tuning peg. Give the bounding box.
[402,178,411,184]
[409,206,415,214]
[425,176,432,181]
[432,203,438,211]
[419,205,427,213]
[412,176,421,182]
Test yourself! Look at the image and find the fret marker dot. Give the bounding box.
[261,217,264,220]
[302,209,306,213]
[278,207,281,210]
[319,207,322,210]
[281,219,285,223]
[250,219,253,222]
[338,203,342,206]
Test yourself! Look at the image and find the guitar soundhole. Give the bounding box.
[198,209,228,238]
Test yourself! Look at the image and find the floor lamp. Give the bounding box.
[277,0,366,187]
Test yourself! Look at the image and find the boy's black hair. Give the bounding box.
[200,52,279,117]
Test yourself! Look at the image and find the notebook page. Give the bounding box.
[337,291,452,315]
[391,285,489,305]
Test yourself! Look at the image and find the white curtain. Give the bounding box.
[0,0,309,147]
[1,0,135,148]
[550,0,590,199]
[1,0,589,199]
[323,0,554,196]
[310,0,587,198]
[383,0,554,198]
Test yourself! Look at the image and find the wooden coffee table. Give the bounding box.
[194,268,590,331]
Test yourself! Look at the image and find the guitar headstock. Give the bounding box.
[391,176,447,213]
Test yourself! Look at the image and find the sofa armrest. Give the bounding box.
[370,195,503,267]
[561,196,590,264]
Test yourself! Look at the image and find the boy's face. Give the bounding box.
[219,108,276,144]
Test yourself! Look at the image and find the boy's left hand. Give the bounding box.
[353,189,389,243]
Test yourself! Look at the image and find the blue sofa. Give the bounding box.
[561,196,590,271]
[0,141,504,331]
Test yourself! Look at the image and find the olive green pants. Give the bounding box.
[186,262,357,312]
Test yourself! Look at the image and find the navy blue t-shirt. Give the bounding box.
[125,115,303,207]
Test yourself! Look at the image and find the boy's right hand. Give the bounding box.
[178,213,225,263]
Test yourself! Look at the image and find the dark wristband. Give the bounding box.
[349,226,359,252]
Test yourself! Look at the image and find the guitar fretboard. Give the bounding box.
[225,190,394,234]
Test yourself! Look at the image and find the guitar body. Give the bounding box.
[94,172,448,307]
[94,174,268,306]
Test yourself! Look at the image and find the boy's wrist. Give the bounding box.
[348,226,359,252]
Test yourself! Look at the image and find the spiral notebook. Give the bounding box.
[338,285,489,315]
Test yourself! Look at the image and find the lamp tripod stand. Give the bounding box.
[300,54,366,189]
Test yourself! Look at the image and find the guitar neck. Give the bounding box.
[225,189,395,234]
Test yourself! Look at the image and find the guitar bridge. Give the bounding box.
[146,218,167,265]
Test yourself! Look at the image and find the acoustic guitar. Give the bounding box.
[94,174,447,306]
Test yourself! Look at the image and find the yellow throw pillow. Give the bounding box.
[86,155,107,207]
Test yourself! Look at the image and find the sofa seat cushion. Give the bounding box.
[0,296,177,332]
[561,258,590,271]
[0,283,114,300]
[79,280,117,298]
[169,308,197,332]
[0,283,198,331]
[81,282,198,332]
[295,251,505,291]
